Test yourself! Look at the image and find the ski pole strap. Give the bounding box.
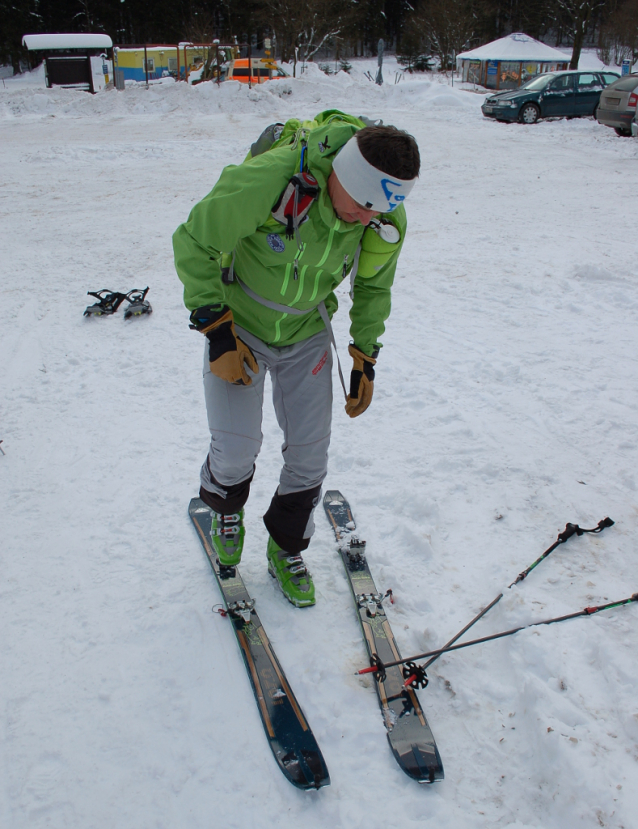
[558,517,614,542]
[233,275,348,402]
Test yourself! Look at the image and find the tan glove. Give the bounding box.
[345,344,376,418]
[190,305,258,385]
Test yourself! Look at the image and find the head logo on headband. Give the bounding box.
[332,136,417,214]
[380,179,407,212]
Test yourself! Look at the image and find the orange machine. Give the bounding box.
[228,58,288,84]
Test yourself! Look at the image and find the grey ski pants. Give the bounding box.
[200,325,333,552]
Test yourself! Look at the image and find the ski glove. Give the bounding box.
[345,344,377,418]
[190,305,258,386]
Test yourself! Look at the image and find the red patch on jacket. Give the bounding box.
[312,351,328,375]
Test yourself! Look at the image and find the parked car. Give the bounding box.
[596,74,638,136]
[481,70,620,124]
[632,108,638,137]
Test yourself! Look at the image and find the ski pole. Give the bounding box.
[510,517,614,587]
[357,593,638,678]
[421,517,614,673]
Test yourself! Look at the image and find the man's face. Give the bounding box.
[327,171,380,226]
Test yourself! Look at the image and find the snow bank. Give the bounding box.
[0,58,482,123]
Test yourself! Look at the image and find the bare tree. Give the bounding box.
[557,0,607,68]
[262,0,352,65]
[598,0,638,65]
[74,0,94,32]
[185,9,218,44]
[397,24,428,72]
[413,0,475,70]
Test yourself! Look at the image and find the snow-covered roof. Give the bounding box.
[458,33,568,63]
[22,34,113,51]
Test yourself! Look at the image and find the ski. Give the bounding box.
[323,490,444,784]
[189,498,330,790]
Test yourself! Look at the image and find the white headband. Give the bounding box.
[331,136,417,214]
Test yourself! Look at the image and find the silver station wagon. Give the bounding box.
[596,74,638,136]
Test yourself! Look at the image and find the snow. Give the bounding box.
[22,33,113,52]
[458,33,571,62]
[1,57,638,829]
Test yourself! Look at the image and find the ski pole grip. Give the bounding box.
[558,523,579,542]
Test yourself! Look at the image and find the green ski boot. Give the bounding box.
[266,536,315,607]
[211,510,245,567]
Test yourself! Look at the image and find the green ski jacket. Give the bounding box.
[173,109,407,357]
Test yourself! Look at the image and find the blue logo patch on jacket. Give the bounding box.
[267,233,286,252]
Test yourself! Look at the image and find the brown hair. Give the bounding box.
[356,125,420,180]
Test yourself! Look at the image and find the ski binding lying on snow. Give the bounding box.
[84,287,152,318]
[123,287,152,319]
[83,289,127,317]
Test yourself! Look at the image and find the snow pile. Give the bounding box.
[1,54,638,829]
[1,58,483,123]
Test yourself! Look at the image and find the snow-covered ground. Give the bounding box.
[1,58,638,829]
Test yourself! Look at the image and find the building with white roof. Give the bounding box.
[22,34,113,51]
[22,33,113,92]
[457,33,569,89]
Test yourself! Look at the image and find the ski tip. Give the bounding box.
[389,738,445,784]
[277,747,330,790]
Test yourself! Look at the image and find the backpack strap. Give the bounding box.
[234,274,348,401]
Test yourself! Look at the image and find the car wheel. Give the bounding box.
[519,103,540,124]
[614,126,631,137]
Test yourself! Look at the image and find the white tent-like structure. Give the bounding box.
[457,33,569,90]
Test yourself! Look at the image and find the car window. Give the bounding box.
[602,73,620,85]
[578,73,601,89]
[522,74,553,90]
[608,75,638,92]
[550,74,575,90]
